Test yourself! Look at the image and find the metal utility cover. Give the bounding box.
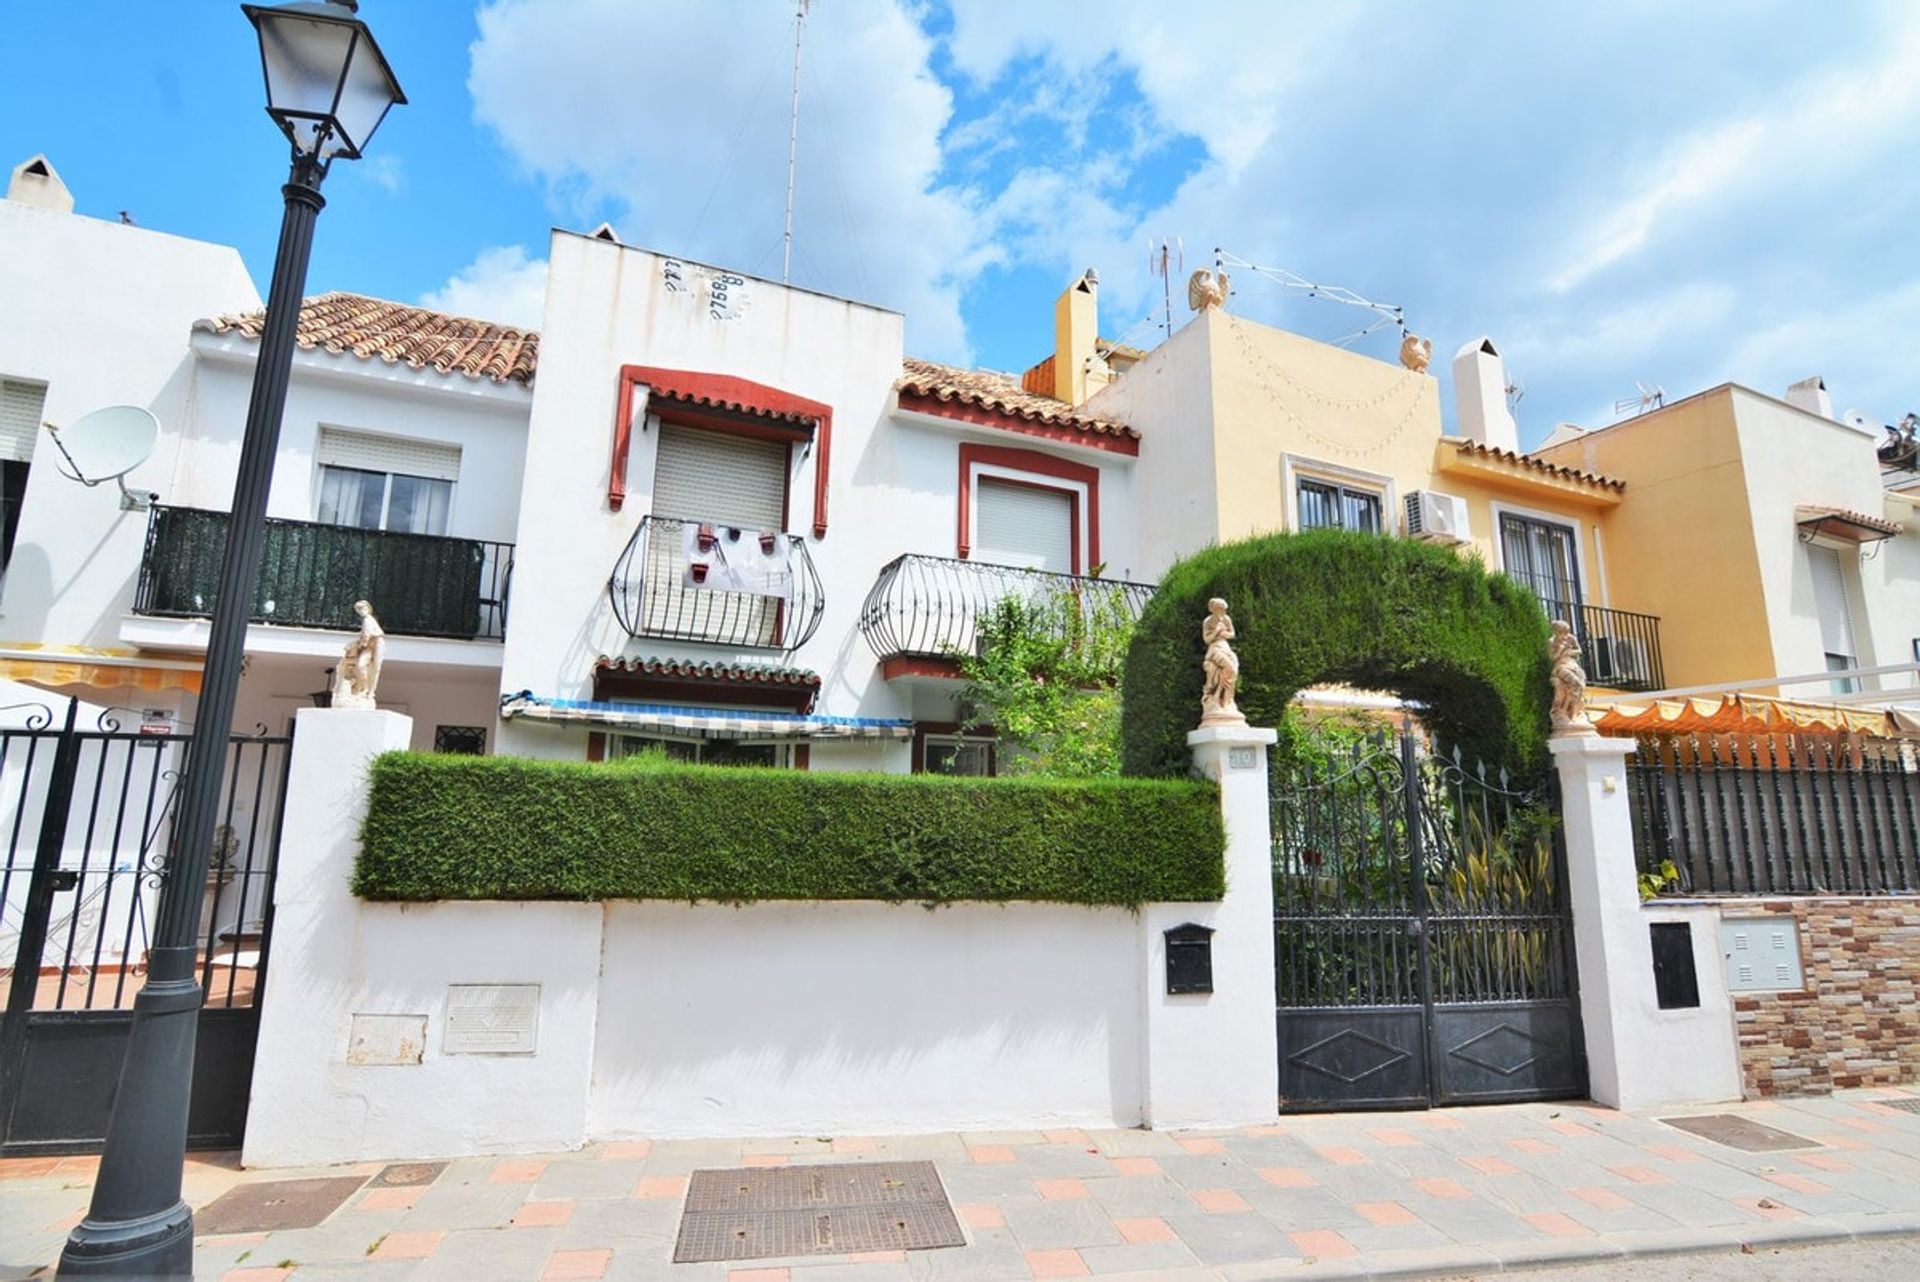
[1661,1113,1819,1152]
[1879,1098,1920,1114]
[195,1176,369,1234]
[673,1161,963,1263]
[369,1161,447,1188]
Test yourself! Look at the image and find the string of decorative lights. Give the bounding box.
[1225,315,1431,460]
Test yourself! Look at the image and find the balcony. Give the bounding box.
[608,515,824,654]
[133,505,512,641]
[1544,599,1665,693]
[858,553,1156,670]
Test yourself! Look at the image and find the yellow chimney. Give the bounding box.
[1053,269,1103,405]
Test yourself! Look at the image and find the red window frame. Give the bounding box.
[957,442,1100,572]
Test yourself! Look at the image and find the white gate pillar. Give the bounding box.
[1551,731,1740,1109]
[1139,724,1280,1129]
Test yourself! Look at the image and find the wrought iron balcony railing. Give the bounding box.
[608,515,824,653]
[1539,598,1665,693]
[858,553,1156,663]
[133,505,513,641]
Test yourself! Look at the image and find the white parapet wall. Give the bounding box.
[244,710,1284,1164]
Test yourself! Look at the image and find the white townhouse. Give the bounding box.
[1,162,1149,774]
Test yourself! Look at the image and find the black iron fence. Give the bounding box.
[1538,599,1664,693]
[608,514,824,653]
[134,505,513,641]
[858,553,1155,661]
[1628,733,1920,896]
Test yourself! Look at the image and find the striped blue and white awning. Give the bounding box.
[500,693,913,741]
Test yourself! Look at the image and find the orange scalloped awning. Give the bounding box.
[1593,692,1912,738]
[0,649,201,695]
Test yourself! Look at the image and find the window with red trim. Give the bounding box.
[956,443,1100,572]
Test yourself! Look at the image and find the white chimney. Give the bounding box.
[7,154,73,214]
[1451,337,1518,453]
[1785,376,1834,420]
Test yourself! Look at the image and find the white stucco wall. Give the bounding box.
[591,900,1143,1138]
[0,199,260,650]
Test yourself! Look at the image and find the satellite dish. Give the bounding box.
[45,405,159,511]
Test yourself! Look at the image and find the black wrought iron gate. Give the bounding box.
[0,700,291,1154]
[1271,733,1585,1110]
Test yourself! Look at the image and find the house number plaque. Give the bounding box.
[1227,746,1258,770]
[443,983,541,1056]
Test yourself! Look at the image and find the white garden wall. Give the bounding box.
[245,710,1283,1164]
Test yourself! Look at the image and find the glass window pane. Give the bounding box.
[925,738,994,776]
[1342,489,1382,534]
[316,465,386,529]
[1297,479,1335,530]
[387,474,452,535]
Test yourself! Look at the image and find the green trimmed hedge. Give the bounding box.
[1121,529,1552,778]
[355,752,1225,906]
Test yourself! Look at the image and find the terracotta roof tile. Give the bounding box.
[196,292,539,387]
[593,656,821,686]
[1448,438,1625,492]
[897,357,1138,441]
[1795,504,1903,539]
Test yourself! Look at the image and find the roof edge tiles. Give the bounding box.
[593,656,822,686]
[1443,437,1626,492]
[196,291,540,387]
[897,356,1140,449]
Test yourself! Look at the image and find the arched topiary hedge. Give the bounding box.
[1121,529,1553,777]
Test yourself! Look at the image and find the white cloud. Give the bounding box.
[466,0,981,358]
[420,244,548,329]
[352,154,407,195]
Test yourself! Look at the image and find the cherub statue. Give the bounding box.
[1548,619,1593,735]
[1398,331,1433,373]
[331,600,386,709]
[1200,598,1247,726]
[1187,268,1230,312]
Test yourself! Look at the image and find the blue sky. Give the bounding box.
[5,2,1917,444]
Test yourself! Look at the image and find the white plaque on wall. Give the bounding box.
[346,1013,426,1066]
[443,984,541,1056]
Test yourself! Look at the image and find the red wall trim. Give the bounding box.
[879,655,965,682]
[957,442,1102,571]
[608,365,835,537]
[586,731,606,763]
[898,390,1139,457]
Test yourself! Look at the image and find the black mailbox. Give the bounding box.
[1165,923,1215,995]
[1650,921,1700,1010]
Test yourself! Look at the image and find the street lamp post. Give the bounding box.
[59,4,402,1275]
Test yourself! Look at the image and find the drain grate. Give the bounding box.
[674,1161,964,1263]
[369,1161,447,1188]
[196,1177,369,1234]
[1878,1098,1920,1114]
[1660,1113,1819,1152]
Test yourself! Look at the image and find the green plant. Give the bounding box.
[956,582,1137,778]
[1638,858,1681,901]
[1121,529,1553,779]
[355,751,1224,906]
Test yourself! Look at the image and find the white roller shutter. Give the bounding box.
[974,478,1074,572]
[650,422,787,529]
[316,426,461,481]
[1807,544,1858,661]
[0,379,47,464]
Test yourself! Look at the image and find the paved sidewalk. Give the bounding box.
[6,1088,1920,1281]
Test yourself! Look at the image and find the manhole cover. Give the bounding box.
[196,1176,368,1234]
[1878,1098,1920,1114]
[1660,1114,1819,1152]
[673,1161,963,1263]
[369,1161,447,1188]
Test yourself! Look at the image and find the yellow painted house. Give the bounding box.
[1017,273,1917,705]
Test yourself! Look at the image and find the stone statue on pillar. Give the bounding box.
[1200,598,1247,727]
[1548,619,1593,736]
[331,600,385,710]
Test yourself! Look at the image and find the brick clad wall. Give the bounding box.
[1732,897,1920,1097]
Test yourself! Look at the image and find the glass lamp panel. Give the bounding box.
[329,31,403,157]
[254,12,359,152]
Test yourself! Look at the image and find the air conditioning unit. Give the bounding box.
[1589,635,1650,687]
[1404,490,1470,544]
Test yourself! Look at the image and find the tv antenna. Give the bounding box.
[1147,237,1183,338]
[781,0,812,284]
[1212,249,1412,350]
[44,405,159,510]
[1613,382,1666,417]
[1505,376,1526,412]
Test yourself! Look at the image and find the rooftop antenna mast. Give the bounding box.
[1148,237,1183,338]
[782,0,812,284]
